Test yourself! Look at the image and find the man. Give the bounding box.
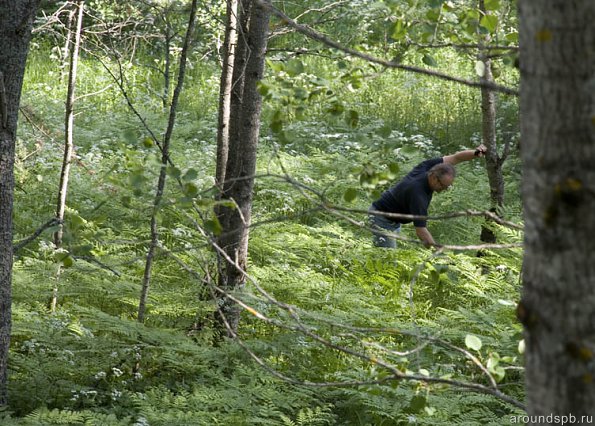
[369,144,487,248]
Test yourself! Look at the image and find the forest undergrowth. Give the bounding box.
[4,48,523,425]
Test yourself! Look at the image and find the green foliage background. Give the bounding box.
[6,3,523,424]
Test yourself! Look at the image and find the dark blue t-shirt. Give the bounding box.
[372,157,443,227]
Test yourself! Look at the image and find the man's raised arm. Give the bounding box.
[443,144,487,165]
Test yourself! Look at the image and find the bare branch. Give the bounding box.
[13,218,62,254]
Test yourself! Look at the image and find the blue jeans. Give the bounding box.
[368,207,401,249]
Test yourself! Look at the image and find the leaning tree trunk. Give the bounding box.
[52,0,84,313]
[138,0,198,323]
[215,0,239,188]
[0,0,40,406]
[215,0,270,337]
[518,0,595,419]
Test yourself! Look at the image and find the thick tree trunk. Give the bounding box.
[0,0,40,406]
[518,0,595,418]
[216,0,270,336]
[52,0,84,312]
[215,0,239,188]
[138,0,198,323]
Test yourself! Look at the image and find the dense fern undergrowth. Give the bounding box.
[5,48,524,425]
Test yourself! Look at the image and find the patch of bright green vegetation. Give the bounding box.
[6,42,523,425]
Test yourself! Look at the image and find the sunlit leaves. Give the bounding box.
[465,334,483,351]
[484,0,501,11]
[475,60,486,77]
[359,162,399,189]
[480,14,498,33]
[391,19,407,41]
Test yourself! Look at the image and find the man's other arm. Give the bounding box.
[415,226,436,247]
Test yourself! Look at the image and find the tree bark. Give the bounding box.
[52,0,84,312]
[479,0,504,245]
[138,0,198,323]
[215,0,239,188]
[0,0,40,406]
[215,0,270,336]
[518,0,595,418]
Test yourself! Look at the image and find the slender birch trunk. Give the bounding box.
[215,0,239,188]
[52,0,84,312]
[138,0,198,323]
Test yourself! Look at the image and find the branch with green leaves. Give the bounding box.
[254,0,518,96]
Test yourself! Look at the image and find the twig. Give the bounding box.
[13,218,62,254]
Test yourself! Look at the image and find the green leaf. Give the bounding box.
[337,61,348,70]
[69,214,86,231]
[182,169,198,181]
[422,54,438,67]
[407,395,427,414]
[121,196,132,208]
[505,32,519,43]
[388,163,399,175]
[518,339,525,354]
[129,171,146,188]
[270,120,283,134]
[480,14,498,33]
[475,60,486,77]
[257,81,270,96]
[183,182,199,198]
[327,102,345,116]
[486,355,500,370]
[62,255,74,268]
[391,20,407,41]
[345,110,359,128]
[426,8,440,21]
[293,87,308,100]
[484,0,500,10]
[204,218,223,236]
[267,60,285,72]
[123,129,137,144]
[375,125,391,138]
[465,334,483,351]
[286,59,305,76]
[343,188,358,203]
[167,166,182,179]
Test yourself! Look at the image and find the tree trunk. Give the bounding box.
[162,20,172,109]
[215,0,239,188]
[0,0,40,406]
[52,0,84,312]
[215,0,270,336]
[479,0,504,245]
[138,0,198,323]
[59,6,76,84]
[518,0,595,418]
